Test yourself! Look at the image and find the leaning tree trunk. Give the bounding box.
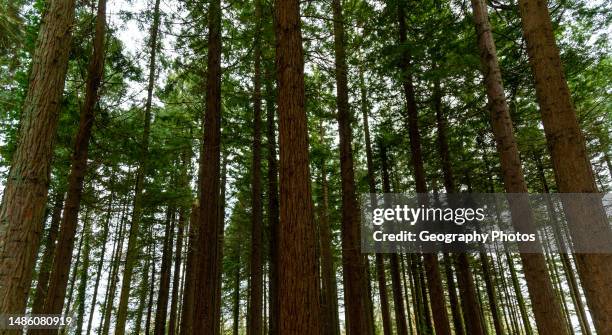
[38,0,107,322]
[517,0,612,332]
[114,0,161,333]
[274,0,321,333]
[0,0,76,319]
[248,0,264,332]
[470,0,570,333]
[396,3,451,334]
[331,0,371,333]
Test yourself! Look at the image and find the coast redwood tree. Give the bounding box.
[274,0,321,333]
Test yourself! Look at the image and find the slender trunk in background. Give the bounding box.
[86,187,114,335]
[331,1,371,333]
[433,74,483,335]
[396,3,451,334]
[101,199,129,335]
[39,0,107,321]
[470,0,570,333]
[265,63,280,335]
[215,155,228,333]
[318,147,340,335]
[360,67,392,335]
[191,0,223,331]
[144,250,156,335]
[441,254,465,335]
[0,0,77,318]
[30,191,64,316]
[477,252,504,335]
[179,204,199,335]
[64,211,88,319]
[115,0,161,332]
[75,220,92,335]
[518,1,612,332]
[168,206,186,335]
[248,0,264,332]
[380,145,409,335]
[274,0,321,332]
[232,246,241,335]
[154,209,175,335]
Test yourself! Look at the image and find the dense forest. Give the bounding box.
[0,0,610,334]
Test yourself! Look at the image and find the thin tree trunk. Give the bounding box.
[0,0,77,318]
[248,0,264,332]
[75,219,93,335]
[114,0,161,332]
[274,0,321,332]
[232,249,241,335]
[145,254,156,335]
[168,206,186,335]
[518,1,612,332]
[330,0,371,333]
[154,208,175,335]
[396,3,451,334]
[30,191,64,316]
[86,187,114,335]
[179,204,199,335]
[442,254,465,335]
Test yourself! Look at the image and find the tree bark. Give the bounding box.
[168,207,186,335]
[331,0,372,333]
[179,204,199,335]
[248,0,264,332]
[470,0,570,333]
[517,1,612,332]
[396,3,451,334]
[154,208,175,335]
[0,0,77,318]
[273,0,321,332]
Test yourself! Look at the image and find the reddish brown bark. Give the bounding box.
[517,1,612,332]
[0,0,77,318]
[179,203,199,335]
[273,0,321,332]
[470,0,570,333]
[37,0,107,321]
[154,209,175,335]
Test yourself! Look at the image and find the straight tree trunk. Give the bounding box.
[232,250,241,335]
[331,1,371,333]
[318,153,340,335]
[168,206,186,335]
[86,187,114,335]
[115,0,161,333]
[30,191,64,316]
[517,1,612,332]
[75,221,93,335]
[154,208,175,335]
[470,0,570,333]
[145,254,156,335]
[360,67,392,335]
[248,0,264,332]
[0,0,77,318]
[191,0,223,331]
[179,204,199,335]
[273,0,321,332]
[396,3,451,334]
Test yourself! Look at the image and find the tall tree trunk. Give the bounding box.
[248,0,264,332]
[39,0,107,320]
[168,206,186,335]
[396,3,451,334]
[191,0,223,331]
[331,1,371,333]
[232,250,241,335]
[265,62,280,335]
[30,191,64,316]
[518,1,612,332]
[75,219,92,335]
[470,0,569,333]
[179,204,199,335]
[273,0,321,332]
[86,187,114,335]
[154,208,175,335]
[318,151,340,335]
[101,198,129,335]
[145,252,156,335]
[0,0,76,318]
[360,67,392,335]
[115,0,161,333]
